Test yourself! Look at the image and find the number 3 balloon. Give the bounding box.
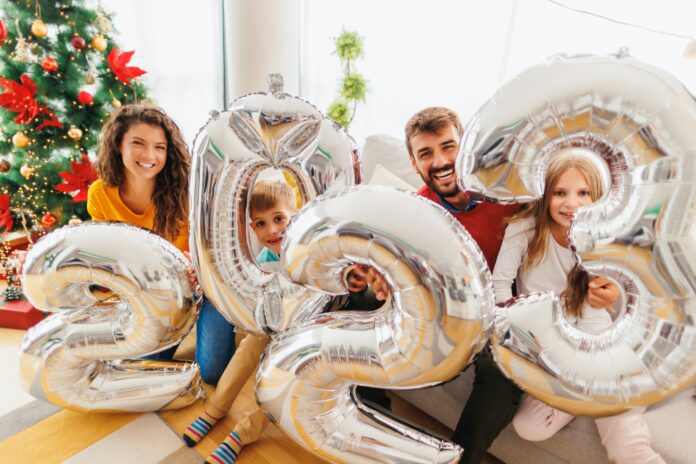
[458,54,696,414]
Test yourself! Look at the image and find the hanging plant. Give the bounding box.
[327,29,367,130]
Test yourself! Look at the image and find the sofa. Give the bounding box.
[361,133,696,464]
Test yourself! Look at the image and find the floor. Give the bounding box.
[0,324,501,463]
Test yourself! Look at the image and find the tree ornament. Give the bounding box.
[0,18,8,43]
[68,215,82,225]
[71,36,86,50]
[112,98,121,109]
[91,35,107,52]
[68,126,83,141]
[0,159,10,173]
[0,194,12,231]
[41,56,58,72]
[31,19,48,38]
[12,131,30,148]
[0,74,63,130]
[20,164,34,179]
[108,48,147,85]
[13,36,34,63]
[55,152,98,203]
[78,91,93,105]
[41,212,57,228]
[85,72,96,85]
[95,8,113,35]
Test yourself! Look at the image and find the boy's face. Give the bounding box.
[250,202,296,254]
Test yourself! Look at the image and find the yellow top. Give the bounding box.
[87,179,189,252]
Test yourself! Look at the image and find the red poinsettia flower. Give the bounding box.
[0,193,13,232]
[108,48,147,85]
[54,153,98,203]
[0,18,8,44]
[0,74,62,130]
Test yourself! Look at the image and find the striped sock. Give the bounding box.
[206,431,243,464]
[182,411,220,447]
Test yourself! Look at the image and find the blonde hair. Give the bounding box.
[509,153,605,317]
[250,180,296,214]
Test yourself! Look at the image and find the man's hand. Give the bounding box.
[587,276,620,308]
[344,264,389,301]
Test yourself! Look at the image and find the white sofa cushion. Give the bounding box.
[361,134,424,190]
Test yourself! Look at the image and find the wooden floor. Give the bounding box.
[1,324,502,463]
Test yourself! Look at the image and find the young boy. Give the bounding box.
[182,180,296,464]
[249,180,297,271]
[183,179,389,463]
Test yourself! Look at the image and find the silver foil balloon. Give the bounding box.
[457,54,696,414]
[256,186,494,464]
[190,74,360,334]
[19,222,203,413]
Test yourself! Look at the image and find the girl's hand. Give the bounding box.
[587,277,620,308]
[183,251,199,291]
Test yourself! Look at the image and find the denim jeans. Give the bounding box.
[196,297,236,385]
[142,297,236,386]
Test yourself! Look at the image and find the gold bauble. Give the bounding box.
[91,35,107,52]
[68,126,83,141]
[20,164,34,179]
[12,131,30,148]
[31,19,48,38]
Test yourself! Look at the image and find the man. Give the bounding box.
[404,107,619,464]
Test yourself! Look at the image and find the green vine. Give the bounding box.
[327,29,367,130]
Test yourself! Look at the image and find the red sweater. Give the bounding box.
[417,185,519,271]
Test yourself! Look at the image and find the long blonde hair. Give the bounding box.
[508,153,605,317]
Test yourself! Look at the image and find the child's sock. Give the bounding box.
[182,411,221,447]
[205,431,243,464]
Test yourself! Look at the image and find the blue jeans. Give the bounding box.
[142,297,236,386]
[196,297,236,385]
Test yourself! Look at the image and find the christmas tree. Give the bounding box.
[0,0,148,246]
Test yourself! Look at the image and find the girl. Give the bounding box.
[493,153,664,464]
[87,103,235,385]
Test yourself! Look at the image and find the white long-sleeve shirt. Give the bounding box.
[492,217,612,332]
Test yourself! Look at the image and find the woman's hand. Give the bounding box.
[587,276,620,308]
[183,251,200,291]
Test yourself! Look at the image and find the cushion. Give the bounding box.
[367,164,418,192]
[361,134,423,189]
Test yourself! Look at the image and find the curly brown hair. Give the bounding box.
[95,104,190,242]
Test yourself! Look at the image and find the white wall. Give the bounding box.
[99,0,224,146]
[301,0,696,146]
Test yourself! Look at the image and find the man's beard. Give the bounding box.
[421,164,460,198]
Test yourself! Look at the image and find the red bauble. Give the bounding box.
[77,90,93,105]
[41,56,58,72]
[41,213,57,228]
[0,19,7,43]
[71,36,86,50]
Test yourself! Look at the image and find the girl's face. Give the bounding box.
[120,123,167,183]
[548,167,593,231]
